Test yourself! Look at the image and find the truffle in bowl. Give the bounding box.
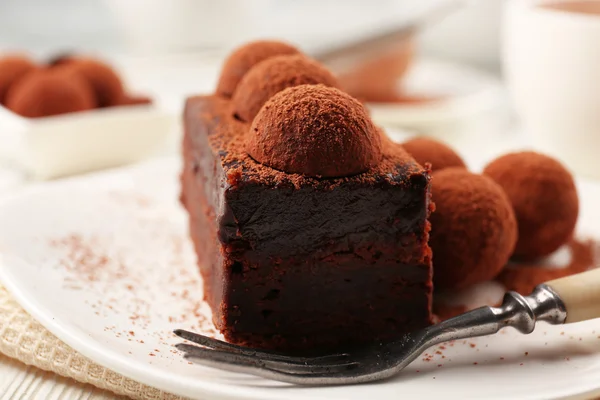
[0,53,174,180]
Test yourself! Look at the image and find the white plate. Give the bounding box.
[0,165,24,195]
[1,158,600,400]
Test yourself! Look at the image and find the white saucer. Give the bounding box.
[367,59,510,149]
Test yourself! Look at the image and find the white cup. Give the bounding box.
[503,0,600,179]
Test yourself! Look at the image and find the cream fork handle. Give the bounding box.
[546,268,600,324]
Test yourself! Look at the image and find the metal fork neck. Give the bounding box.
[422,284,567,346]
[498,284,567,333]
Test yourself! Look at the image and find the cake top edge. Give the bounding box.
[185,94,429,190]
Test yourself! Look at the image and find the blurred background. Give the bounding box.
[0,0,504,106]
[0,0,502,70]
[0,0,598,183]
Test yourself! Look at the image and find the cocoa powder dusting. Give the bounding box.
[48,207,218,359]
[497,239,597,295]
[433,239,598,321]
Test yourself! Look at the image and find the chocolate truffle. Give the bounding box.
[0,55,37,105]
[430,168,517,291]
[232,54,339,122]
[483,151,579,260]
[247,84,382,178]
[6,69,96,118]
[402,137,466,171]
[64,58,124,107]
[216,40,300,98]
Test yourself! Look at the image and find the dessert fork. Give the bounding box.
[175,268,600,385]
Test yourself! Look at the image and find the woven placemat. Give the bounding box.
[0,284,187,400]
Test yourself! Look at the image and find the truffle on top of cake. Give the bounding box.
[232,54,339,122]
[246,84,382,178]
[402,137,466,172]
[483,151,579,260]
[0,55,38,105]
[6,68,96,118]
[216,40,300,98]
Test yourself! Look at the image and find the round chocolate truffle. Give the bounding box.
[63,58,124,107]
[216,40,300,98]
[402,137,466,171]
[247,84,382,178]
[6,69,96,118]
[232,54,338,122]
[430,168,517,291]
[483,151,579,260]
[0,55,37,105]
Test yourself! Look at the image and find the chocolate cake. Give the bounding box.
[181,43,433,353]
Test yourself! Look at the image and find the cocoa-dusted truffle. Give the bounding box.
[0,55,37,105]
[63,58,124,107]
[402,137,466,171]
[430,168,517,291]
[247,84,381,178]
[232,54,338,122]
[216,40,300,98]
[6,69,96,118]
[483,151,579,260]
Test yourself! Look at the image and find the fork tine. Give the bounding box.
[174,329,248,351]
[174,329,350,364]
[184,356,349,385]
[176,344,358,374]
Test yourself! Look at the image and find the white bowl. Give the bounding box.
[366,58,510,159]
[0,104,176,180]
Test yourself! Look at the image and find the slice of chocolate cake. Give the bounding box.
[180,41,433,354]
